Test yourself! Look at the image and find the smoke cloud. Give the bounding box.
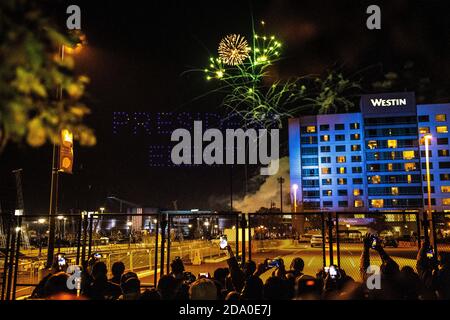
[233,157,291,213]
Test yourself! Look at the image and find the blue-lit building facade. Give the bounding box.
[289,92,450,213]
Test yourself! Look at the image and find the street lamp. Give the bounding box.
[424,133,434,245]
[292,184,299,213]
[127,221,133,247]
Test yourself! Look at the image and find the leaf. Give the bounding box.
[26,117,46,147]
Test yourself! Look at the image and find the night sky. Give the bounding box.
[0,0,449,214]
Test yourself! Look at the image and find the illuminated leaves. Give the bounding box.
[0,0,95,153]
[27,118,46,147]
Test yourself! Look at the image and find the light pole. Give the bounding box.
[424,134,434,246]
[292,184,299,213]
[127,221,133,248]
[277,177,285,213]
[37,219,46,257]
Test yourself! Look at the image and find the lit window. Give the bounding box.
[336,156,346,163]
[371,199,384,208]
[354,200,364,208]
[371,175,381,184]
[351,133,360,140]
[338,167,346,174]
[404,163,416,171]
[442,198,450,205]
[338,178,347,185]
[353,189,361,196]
[391,187,399,195]
[306,126,316,133]
[391,151,396,160]
[419,127,430,134]
[437,126,448,133]
[324,190,332,196]
[387,163,393,171]
[438,150,449,157]
[407,174,412,184]
[321,135,330,142]
[436,114,447,122]
[368,140,377,149]
[387,140,397,148]
[321,167,331,174]
[352,144,361,151]
[441,186,450,193]
[350,123,360,130]
[403,150,415,160]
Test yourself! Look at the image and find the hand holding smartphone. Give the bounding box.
[219,235,228,250]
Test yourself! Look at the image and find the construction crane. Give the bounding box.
[106,196,141,213]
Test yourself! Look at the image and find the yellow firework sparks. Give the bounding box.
[218,34,250,66]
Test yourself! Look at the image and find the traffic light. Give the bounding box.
[59,129,73,174]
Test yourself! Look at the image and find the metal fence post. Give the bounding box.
[248,214,252,262]
[12,216,22,300]
[416,212,422,251]
[1,214,12,301]
[87,213,94,259]
[166,215,171,275]
[81,212,88,265]
[154,214,159,285]
[241,214,247,265]
[320,212,326,267]
[235,214,239,262]
[5,221,16,300]
[328,212,334,266]
[432,212,438,255]
[130,251,133,272]
[159,213,167,277]
[335,213,340,269]
[76,213,82,265]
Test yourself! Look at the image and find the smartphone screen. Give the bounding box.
[267,259,279,268]
[219,235,228,250]
[370,235,378,249]
[329,265,337,278]
[57,254,66,266]
[93,252,102,259]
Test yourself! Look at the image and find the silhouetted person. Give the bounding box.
[120,272,141,300]
[85,261,121,300]
[110,261,125,285]
[189,278,218,300]
[157,275,180,300]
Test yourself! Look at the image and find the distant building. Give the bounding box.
[289,92,450,213]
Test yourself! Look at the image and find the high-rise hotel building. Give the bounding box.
[289,92,450,212]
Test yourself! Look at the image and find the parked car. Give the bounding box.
[310,235,324,247]
[298,234,313,243]
[382,236,398,248]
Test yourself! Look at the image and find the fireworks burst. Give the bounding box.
[218,34,250,66]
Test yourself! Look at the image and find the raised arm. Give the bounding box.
[359,234,371,278]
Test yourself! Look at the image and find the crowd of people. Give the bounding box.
[29,234,450,300]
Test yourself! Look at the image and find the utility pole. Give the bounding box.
[277,177,285,213]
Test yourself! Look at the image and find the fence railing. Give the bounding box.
[2,211,449,299]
